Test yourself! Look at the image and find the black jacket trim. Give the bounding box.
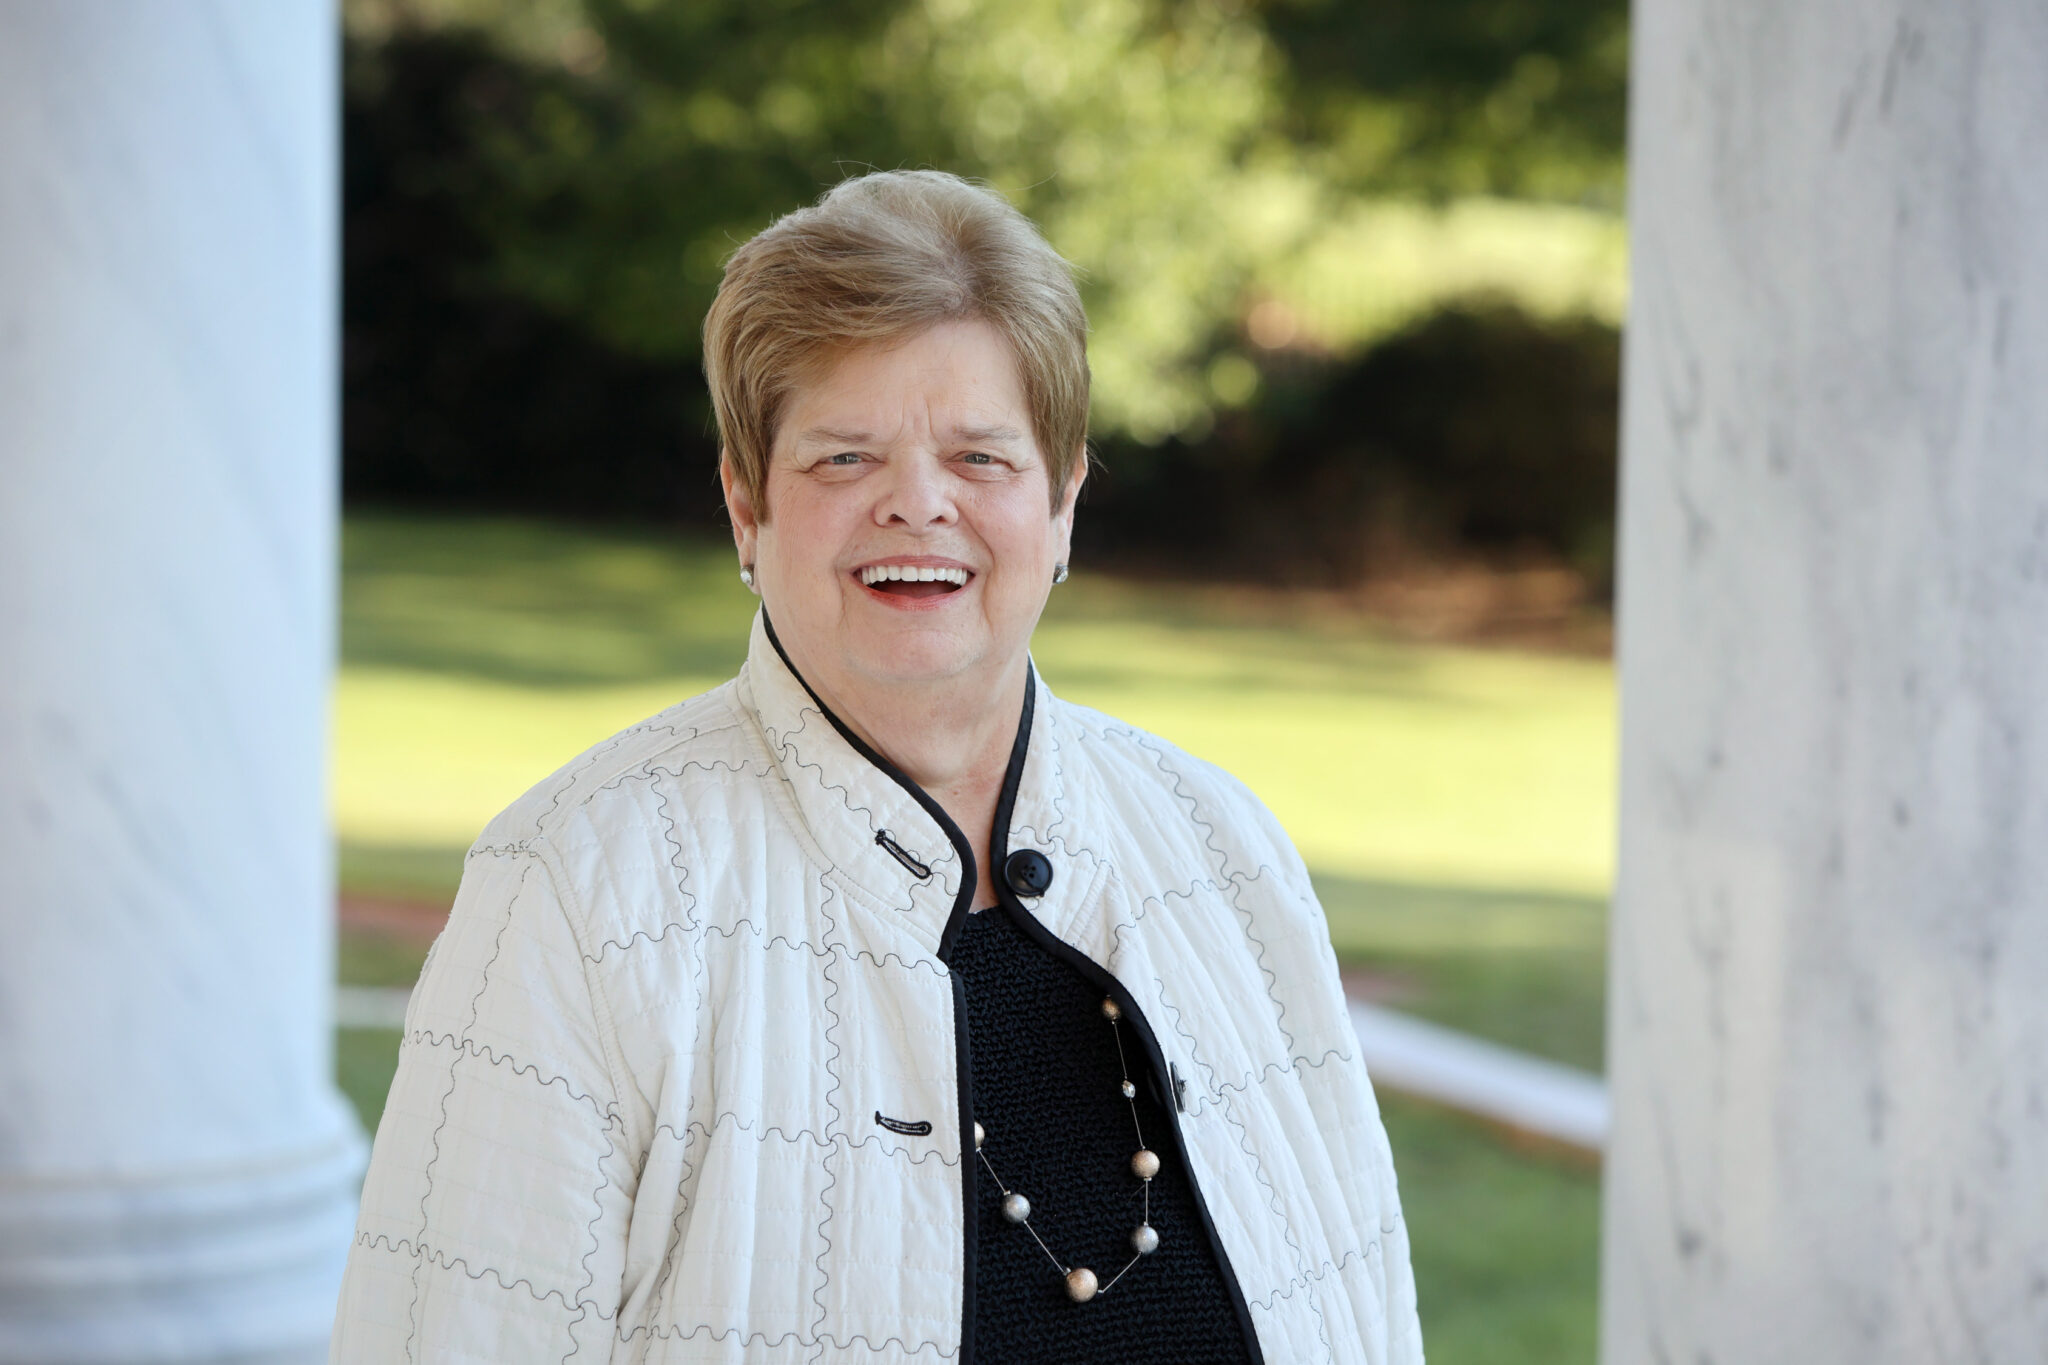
[985,895,1266,1361]
[760,612,995,926]
[762,612,1040,1365]
[949,971,978,1362]
[989,838,1266,1360]
[758,620,1261,1358]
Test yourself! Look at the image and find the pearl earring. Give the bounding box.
[739,564,755,590]
[1052,563,1069,585]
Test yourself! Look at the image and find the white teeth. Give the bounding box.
[859,564,970,587]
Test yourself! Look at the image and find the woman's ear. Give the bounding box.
[1051,445,1087,563]
[1056,445,1088,525]
[721,451,759,564]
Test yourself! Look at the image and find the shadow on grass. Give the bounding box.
[344,514,760,687]
[344,513,1573,709]
[1381,1092,1600,1363]
[336,1027,405,1134]
[1314,870,1608,1074]
[338,841,467,904]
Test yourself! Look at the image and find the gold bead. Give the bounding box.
[1131,1148,1160,1180]
[1100,997,1121,1021]
[1065,1267,1099,1302]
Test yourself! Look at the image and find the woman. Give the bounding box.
[333,170,1421,1363]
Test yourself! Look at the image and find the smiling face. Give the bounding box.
[725,319,1083,709]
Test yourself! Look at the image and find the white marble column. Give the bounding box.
[1604,1,2048,1360]
[0,6,363,1361]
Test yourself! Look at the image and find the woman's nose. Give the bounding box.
[875,457,956,529]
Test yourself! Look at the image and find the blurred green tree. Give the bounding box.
[342,0,1629,584]
[352,0,1305,443]
[345,0,1626,441]
[1263,0,1628,207]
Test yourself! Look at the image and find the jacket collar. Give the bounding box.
[735,610,1073,959]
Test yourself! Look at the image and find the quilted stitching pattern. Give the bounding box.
[332,614,1421,1364]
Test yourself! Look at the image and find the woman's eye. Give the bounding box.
[826,452,863,466]
[961,452,993,465]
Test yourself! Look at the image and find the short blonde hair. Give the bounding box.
[704,170,1089,515]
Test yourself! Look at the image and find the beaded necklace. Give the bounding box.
[973,994,1161,1303]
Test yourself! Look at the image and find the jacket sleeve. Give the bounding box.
[331,841,633,1363]
[1235,775,1427,1365]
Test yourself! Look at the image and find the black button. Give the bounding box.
[1003,848,1054,898]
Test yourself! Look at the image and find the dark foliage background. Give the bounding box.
[343,33,724,521]
[1079,307,1618,587]
[342,5,1623,587]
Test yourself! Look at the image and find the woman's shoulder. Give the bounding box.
[469,679,755,855]
[1036,693,1328,965]
[1040,691,1300,869]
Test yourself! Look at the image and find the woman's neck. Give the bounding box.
[798,655,1029,912]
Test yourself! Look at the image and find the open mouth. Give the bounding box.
[857,563,972,600]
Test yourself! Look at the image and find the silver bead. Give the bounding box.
[1065,1267,1098,1302]
[1100,997,1121,1021]
[1002,1192,1031,1223]
[1120,1080,1136,1099]
[1131,1223,1159,1255]
[974,1121,985,1151]
[1131,1148,1160,1180]
[1052,562,1070,586]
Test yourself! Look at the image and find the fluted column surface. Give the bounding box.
[0,5,361,1360]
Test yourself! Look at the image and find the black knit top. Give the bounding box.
[950,904,1256,1364]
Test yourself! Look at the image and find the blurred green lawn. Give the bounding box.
[335,512,1609,1360]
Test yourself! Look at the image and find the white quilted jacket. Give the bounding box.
[332,613,1422,1363]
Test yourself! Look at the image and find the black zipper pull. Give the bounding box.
[1171,1063,1187,1113]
